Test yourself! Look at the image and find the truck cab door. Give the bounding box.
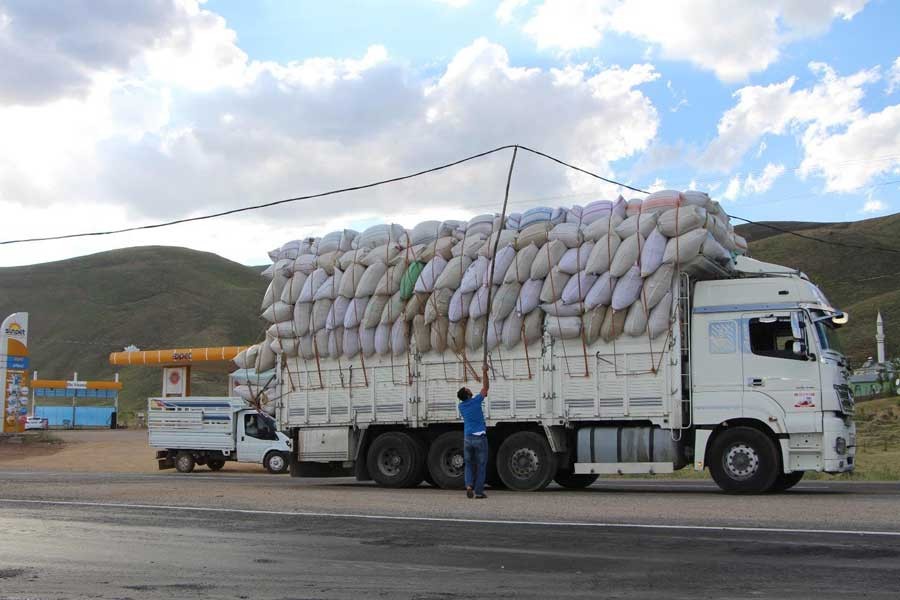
[741,312,822,434]
[236,411,279,463]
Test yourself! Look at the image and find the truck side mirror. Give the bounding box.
[791,341,806,356]
[790,312,804,340]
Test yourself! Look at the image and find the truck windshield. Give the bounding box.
[811,312,845,355]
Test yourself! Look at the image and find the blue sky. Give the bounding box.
[0,0,898,266]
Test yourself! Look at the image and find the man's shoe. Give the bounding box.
[475,493,488,499]
[466,487,474,499]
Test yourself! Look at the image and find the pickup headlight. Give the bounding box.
[835,436,847,455]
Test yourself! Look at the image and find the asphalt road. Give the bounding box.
[1,472,899,599]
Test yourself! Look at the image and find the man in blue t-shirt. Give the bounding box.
[457,367,490,499]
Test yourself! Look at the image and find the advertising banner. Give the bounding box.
[1,312,29,433]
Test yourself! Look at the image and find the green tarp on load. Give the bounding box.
[400,262,425,299]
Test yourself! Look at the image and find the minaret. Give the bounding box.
[876,311,886,364]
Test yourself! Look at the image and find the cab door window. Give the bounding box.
[748,316,806,361]
[244,413,277,440]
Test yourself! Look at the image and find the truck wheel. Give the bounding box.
[427,431,465,489]
[769,470,804,493]
[367,432,425,488]
[709,427,779,494]
[497,431,557,491]
[264,451,289,474]
[554,471,599,489]
[207,459,225,471]
[174,451,195,473]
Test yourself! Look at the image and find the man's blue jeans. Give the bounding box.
[464,434,488,495]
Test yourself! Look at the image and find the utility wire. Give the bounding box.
[2,143,898,256]
[0,144,517,245]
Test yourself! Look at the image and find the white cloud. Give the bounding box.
[0,13,662,267]
[496,0,529,24]
[888,57,900,94]
[433,0,472,7]
[720,163,786,200]
[723,175,742,201]
[523,0,616,51]
[744,163,785,194]
[800,104,900,192]
[518,0,868,81]
[861,199,887,214]
[703,62,880,171]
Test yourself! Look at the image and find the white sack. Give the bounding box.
[516,278,543,316]
[561,270,598,305]
[469,285,495,320]
[360,326,377,357]
[614,211,658,239]
[546,316,581,339]
[643,263,674,309]
[391,318,409,355]
[415,255,448,293]
[362,295,389,329]
[585,232,621,275]
[298,268,329,303]
[491,281,522,320]
[486,317,503,351]
[430,317,449,353]
[549,223,583,248]
[582,214,623,242]
[262,301,293,323]
[516,222,553,248]
[465,316,486,351]
[539,268,571,303]
[375,262,407,296]
[657,205,708,237]
[662,228,707,265]
[541,301,583,317]
[530,239,567,279]
[449,288,473,322]
[374,322,391,355]
[523,310,544,345]
[583,307,606,345]
[611,265,643,311]
[355,262,388,297]
[328,327,343,358]
[292,254,317,275]
[326,296,351,330]
[558,242,593,275]
[584,272,616,310]
[343,297,368,329]
[313,268,343,301]
[503,243,539,284]
[434,256,472,290]
[648,292,673,338]
[502,311,524,349]
[413,315,431,353]
[381,291,406,325]
[447,319,466,353]
[640,228,667,277]
[293,302,312,336]
[343,327,361,358]
[600,308,627,342]
[337,263,366,298]
[624,299,649,337]
[609,233,642,278]
[424,288,453,324]
[311,298,332,332]
[460,256,490,294]
[485,245,516,286]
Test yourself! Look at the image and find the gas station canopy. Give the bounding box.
[109,346,248,372]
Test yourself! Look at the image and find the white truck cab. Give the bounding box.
[149,397,292,473]
[690,258,855,491]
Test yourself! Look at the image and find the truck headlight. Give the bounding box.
[835,437,847,455]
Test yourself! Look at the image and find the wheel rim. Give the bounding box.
[177,456,191,470]
[442,447,464,478]
[509,447,539,480]
[269,455,285,471]
[724,443,760,480]
[378,447,404,477]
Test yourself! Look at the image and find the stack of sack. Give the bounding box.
[232,190,747,372]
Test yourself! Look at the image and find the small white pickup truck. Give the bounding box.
[148,397,292,473]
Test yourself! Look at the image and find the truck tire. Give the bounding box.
[709,427,779,494]
[427,431,465,489]
[207,459,225,471]
[497,431,557,491]
[367,432,425,488]
[174,451,195,474]
[769,470,804,493]
[554,471,599,489]
[264,451,290,474]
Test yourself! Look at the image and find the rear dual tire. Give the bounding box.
[367,432,426,488]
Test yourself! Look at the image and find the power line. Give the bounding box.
[2,143,898,257]
[0,144,518,246]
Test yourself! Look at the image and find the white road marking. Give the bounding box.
[2,497,899,538]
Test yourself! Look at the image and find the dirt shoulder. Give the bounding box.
[0,429,264,473]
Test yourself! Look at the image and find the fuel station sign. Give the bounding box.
[1,312,29,433]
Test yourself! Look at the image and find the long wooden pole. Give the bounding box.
[482,145,518,375]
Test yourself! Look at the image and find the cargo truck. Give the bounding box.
[274,256,855,493]
[149,397,292,473]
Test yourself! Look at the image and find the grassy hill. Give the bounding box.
[0,246,267,418]
[736,213,900,363]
